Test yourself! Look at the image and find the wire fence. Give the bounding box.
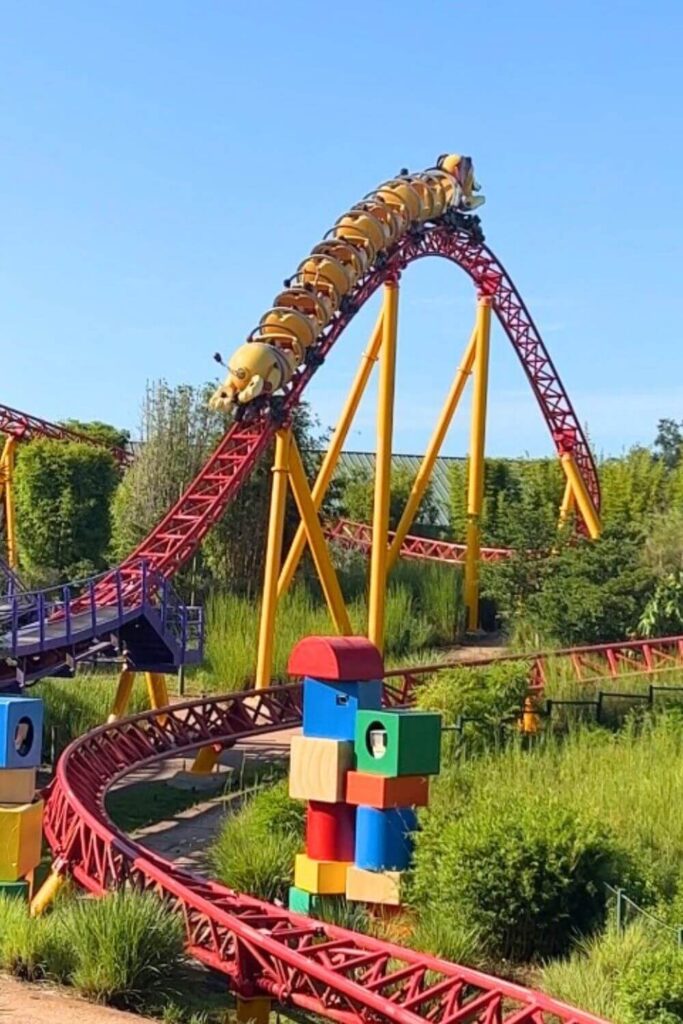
[606,883,683,948]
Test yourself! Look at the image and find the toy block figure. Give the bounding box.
[306,801,356,861]
[0,800,44,880]
[354,806,417,871]
[294,853,350,894]
[302,678,382,741]
[346,866,404,906]
[0,697,44,769]
[345,771,429,809]
[354,709,442,777]
[289,735,353,803]
[0,767,37,805]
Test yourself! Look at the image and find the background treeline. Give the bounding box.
[6,382,683,662]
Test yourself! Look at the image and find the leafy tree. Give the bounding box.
[111,380,327,597]
[14,439,118,582]
[337,465,439,531]
[59,419,131,451]
[654,417,683,470]
[637,572,683,638]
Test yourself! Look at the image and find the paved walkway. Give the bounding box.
[0,976,155,1024]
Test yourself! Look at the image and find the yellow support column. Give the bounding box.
[464,295,492,631]
[30,868,67,916]
[235,996,272,1024]
[145,672,170,726]
[2,437,18,569]
[368,279,399,652]
[107,668,136,723]
[255,429,291,689]
[287,438,352,634]
[560,452,601,539]
[190,744,220,775]
[387,326,477,572]
[277,307,384,597]
[558,478,575,530]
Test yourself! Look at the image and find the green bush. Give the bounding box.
[210,780,305,903]
[617,942,683,1023]
[410,794,640,962]
[539,920,652,1022]
[0,894,73,982]
[62,891,184,1008]
[415,661,529,754]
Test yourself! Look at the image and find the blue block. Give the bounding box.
[0,698,43,769]
[354,806,417,871]
[302,677,382,741]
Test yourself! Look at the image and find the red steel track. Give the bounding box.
[83,221,599,608]
[0,401,132,466]
[326,517,513,565]
[46,644,653,1024]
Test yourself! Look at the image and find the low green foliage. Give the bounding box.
[539,920,653,1022]
[415,660,529,753]
[62,891,184,1009]
[0,894,72,982]
[210,780,305,903]
[36,674,148,761]
[617,942,683,1023]
[410,793,636,962]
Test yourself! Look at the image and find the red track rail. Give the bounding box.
[82,222,598,610]
[0,402,131,466]
[44,674,613,1024]
[326,518,513,565]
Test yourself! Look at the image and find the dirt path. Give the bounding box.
[0,975,154,1024]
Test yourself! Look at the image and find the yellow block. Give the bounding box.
[0,800,43,881]
[294,853,350,895]
[345,865,403,906]
[0,768,37,804]
[235,996,272,1024]
[289,736,353,803]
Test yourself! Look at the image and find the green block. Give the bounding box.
[0,879,30,901]
[288,886,344,917]
[354,709,442,777]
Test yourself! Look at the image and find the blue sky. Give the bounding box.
[2,1,682,457]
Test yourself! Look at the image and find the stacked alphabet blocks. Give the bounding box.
[286,636,441,912]
[0,697,44,901]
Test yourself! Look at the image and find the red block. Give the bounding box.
[288,635,384,681]
[345,771,429,809]
[306,801,356,861]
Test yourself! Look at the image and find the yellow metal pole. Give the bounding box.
[464,295,492,631]
[560,453,602,539]
[30,869,66,916]
[190,744,220,774]
[3,437,18,570]
[287,437,352,634]
[277,307,384,598]
[368,279,399,652]
[145,671,170,726]
[558,477,575,530]
[107,668,136,723]
[387,325,478,572]
[255,429,291,689]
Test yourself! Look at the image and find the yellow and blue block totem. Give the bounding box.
[0,696,44,900]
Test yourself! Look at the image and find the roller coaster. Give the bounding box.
[2,154,669,1023]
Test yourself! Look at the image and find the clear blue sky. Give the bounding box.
[2,1,682,457]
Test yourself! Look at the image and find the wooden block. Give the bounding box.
[289,735,353,803]
[235,996,272,1024]
[288,885,343,916]
[345,771,429,809]
[0,768,37,805]
[354,709,441,777]
[0,698,43,769]
[306,801,356,861]
[354,806,416,871]
[294,853,350,894]
[0,800,43,881]
[346,866,404,906]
